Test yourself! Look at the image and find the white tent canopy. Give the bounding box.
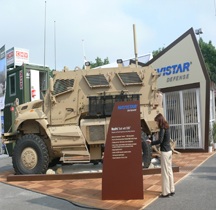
[94,53,153,69]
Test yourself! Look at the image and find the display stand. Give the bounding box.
[102,101,143,200]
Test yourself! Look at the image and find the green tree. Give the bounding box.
[199,38,216,83]
[90,57,109,69]
[49,69,55,78]
[152,47,165,57]
[103,57,109,65]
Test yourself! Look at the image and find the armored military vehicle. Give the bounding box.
[2,24,163,174]
[2,60,163,174]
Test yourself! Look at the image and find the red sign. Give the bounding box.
[16,51,28,58]
[6,47,29,68]
[7,51,14,59]
[20,70,23,89]
[102,101,143,200]
[31,89,36,98]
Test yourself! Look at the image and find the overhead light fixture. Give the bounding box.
[117,59,123,64]
[195,28,203,40]
[85,61,90,66]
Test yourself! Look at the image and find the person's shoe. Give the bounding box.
[170,192,175,196]
[160,194,170,198]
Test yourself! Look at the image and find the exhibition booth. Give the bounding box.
[140,28,214,152]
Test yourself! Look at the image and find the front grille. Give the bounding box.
[32,102,42,109]
[21,105,28,110]
[88,94,140,116]
[89,125,105,141]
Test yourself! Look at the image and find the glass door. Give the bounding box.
[163,89,201,149]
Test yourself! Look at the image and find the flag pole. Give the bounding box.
[54,21,56,70]
[44,1,47,69]
[82,39,87,69]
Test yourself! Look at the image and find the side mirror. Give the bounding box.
[50,78,54,93]
[15,98,19,106]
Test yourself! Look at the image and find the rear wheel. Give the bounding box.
[12,134,49,174]
[141,131,152,168]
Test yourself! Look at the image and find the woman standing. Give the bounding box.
[147,113,175,198]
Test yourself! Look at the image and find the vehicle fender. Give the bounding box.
[36,119,52,139]
[15,109,47,131]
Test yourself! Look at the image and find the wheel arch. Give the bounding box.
[17,119,53,157]
[141,119,151,135]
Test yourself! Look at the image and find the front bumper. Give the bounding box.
[1,132,17,144]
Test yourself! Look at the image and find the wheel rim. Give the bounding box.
[21,147,38,170]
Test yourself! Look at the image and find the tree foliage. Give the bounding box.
[90,57,109,69]
[199,38,216,83]
[82,57,110,69]
[152,47,165,57]
[49,69,55,78]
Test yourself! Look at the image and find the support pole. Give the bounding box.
[133,24,138,68]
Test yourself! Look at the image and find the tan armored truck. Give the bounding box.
[2,61,163,174]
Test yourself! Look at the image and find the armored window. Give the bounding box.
[53,79,74,95]
[117,72,142,86]
[84,75,109,88]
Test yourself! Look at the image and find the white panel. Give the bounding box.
[209,90,215,145]
[30,70,40,101]
[14,47,29,66]
[210,90,215,122]
[196,89,202,148]
[180,91,185,148]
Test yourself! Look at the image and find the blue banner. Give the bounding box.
[1,116,4,133]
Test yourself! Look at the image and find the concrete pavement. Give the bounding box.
[145,153,216,210]
[0,156,102,210]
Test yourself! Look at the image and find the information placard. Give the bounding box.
[102,101,143,200]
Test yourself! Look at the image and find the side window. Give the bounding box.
[84,75,109,88]
[117,72,143,86]
[9,73,16,96]
[53,79,74,96]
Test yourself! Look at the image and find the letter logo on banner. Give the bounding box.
[157,62,190,76]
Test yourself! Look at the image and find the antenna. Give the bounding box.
[215,0,216,15]
[44,1,46,69]
[133,24,138,67]
[54,21,56,70]
[82,39,87,68]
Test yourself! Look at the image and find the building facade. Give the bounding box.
[143,28,213,152]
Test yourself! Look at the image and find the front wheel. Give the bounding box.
[12,134,49,174]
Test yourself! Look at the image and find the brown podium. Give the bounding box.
[102,101,143,200]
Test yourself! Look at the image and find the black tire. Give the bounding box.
[92,160,99,165]
[12,134,49,175]
[141,131,152,168]
[48,157,61,167]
